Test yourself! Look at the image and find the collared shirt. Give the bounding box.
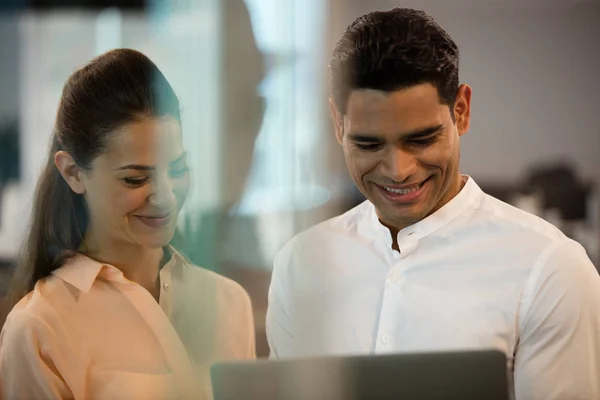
[266,176,600,400]
[0,246,255,399]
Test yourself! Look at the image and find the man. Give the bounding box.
[266,7,600,400]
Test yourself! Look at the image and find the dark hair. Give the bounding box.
[329,8,460,115]
[5,48,181,310]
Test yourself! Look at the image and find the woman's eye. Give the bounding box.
[123,177,149,187]
[169,167,190,178]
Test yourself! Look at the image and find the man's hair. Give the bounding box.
[329,8,460,115]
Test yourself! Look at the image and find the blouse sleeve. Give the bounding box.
[0,309,74,399]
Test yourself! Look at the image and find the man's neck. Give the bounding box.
[384,174,468,251]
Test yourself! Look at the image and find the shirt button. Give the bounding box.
[381,333,391,344]
[163,283,170,291]
[389,273,402,284]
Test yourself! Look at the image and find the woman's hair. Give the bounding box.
[5,48,181,312]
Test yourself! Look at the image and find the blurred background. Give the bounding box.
[0,0,598,358]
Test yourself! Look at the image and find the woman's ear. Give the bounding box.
[54,151,86,194]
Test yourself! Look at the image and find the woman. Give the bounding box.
[0,48,255,399]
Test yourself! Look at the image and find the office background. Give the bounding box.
[0,0,598,357]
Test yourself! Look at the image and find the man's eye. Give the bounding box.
[355,143,383,151]
[410,136,437,146]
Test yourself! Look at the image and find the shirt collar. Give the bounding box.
[162,245,186,273]
[52,246,181,293]
[366,175,484,245]
[51,253,107,293]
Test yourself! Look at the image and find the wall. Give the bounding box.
[331,0,600,185]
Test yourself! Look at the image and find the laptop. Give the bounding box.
[211,349,510,400]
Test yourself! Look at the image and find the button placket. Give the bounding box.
[380,333,391,345]
[158,268,173,315]
[388,273,402,284]
[376,270,404,352]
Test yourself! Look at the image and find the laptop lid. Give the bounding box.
[211,349,510,400]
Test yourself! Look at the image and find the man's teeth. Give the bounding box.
[384,185,420,195]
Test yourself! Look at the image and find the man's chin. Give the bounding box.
[374,201,431,227]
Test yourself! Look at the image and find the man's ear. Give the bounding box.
[54,151,86,194]
[453,83,472,136]
[329,98,344,145]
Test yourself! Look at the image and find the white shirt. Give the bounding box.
[266,177,600,400]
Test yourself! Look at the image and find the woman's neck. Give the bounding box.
[79,232,165,300]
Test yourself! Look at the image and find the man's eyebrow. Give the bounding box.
[403,124,444,139]
[346,134,384,143]
[346,124,444,143]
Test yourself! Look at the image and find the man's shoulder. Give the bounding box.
[475,192,568,244]
[277,200,371,256]
[466,191,595,279]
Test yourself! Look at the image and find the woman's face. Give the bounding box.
[80,116,190,250]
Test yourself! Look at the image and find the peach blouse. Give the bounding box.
[0,246,255,399]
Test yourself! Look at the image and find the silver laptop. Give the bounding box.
[211,349,510,400]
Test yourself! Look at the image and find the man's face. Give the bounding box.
[330,83,471,232]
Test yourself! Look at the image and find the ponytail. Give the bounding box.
[5,135,88,313]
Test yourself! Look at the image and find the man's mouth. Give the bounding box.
[374,177,431,204]
[382,182,422,195]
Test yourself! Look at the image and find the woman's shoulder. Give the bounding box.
[182,263,250,305]
[2,286,61,341]
[2,254,96,333]
[170,248,251,307]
